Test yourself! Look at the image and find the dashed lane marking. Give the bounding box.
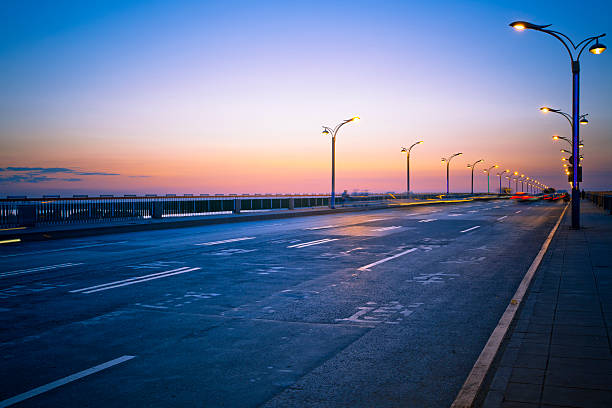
[515,210,522,214]
[0,356,135,408]
[70,266,201,294]
[497,216,508,221]
[460,226,481,233]
[195,237,255,246]
[418,219,437,223]
[372,226,402,232]
[0,263,83,279]
[287,238,339,248]
[305,225,338,230]
[358,248,418,271]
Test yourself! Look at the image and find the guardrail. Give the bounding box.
[0,192,490,229]
[585,191,612,214]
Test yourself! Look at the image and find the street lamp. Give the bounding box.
[520,174,525,192]
[322,116,359,209]
[401,141,424,198]
[483,164,499,194]
[466,159,484,195]
[540,106,589,128]
[441,152,463,194]
[497,169,510,194]
[510,20,606,228]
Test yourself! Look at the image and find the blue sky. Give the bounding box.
[1,0,610,195]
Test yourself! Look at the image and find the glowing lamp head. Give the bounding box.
[418,141,424,144]
[552,135,560,141]
[589,41,606,55]
[510,22,527,31]
[521,174,524,177]
[540,107,550,113]
[322,129,330,136]
[495,165,499,168]
[579,117,589,125]
[514,171,518,175]
[578,143,584,148]
[350,116,360,122]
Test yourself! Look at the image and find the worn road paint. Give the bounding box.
[195,237,255,246]
[305,225,338,230]
[372,226,402,232]
[287,238,338,249]
[0,241,128,258]
[497,216,508,221]
[0,263,83,279]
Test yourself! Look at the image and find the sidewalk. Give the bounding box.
[479,201,612,407]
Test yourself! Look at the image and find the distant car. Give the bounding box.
[510,192,540,203]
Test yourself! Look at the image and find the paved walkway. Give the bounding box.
[480,201,612,407]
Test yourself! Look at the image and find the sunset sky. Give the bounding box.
[1,0,611,196]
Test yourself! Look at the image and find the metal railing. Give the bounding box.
[0,192,495,229]
[585,191,612,214]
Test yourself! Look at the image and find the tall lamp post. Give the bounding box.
[510,21,606,229]
[466,159,484,195]
[441,153,463,194]
[322,116,360,209]
[401,141,424,198]
[484,164,499,194]
[497,169,509,194]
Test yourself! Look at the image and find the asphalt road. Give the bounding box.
[0,199,564,407]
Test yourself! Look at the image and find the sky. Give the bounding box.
[1,0,611,196]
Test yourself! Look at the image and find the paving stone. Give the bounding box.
[541,385,612,407]
[513,353,548,370]
[509,367,545,385]
[503,382,541,404]
[545,369,612,391]
[518,341,549,356]
[549,344,612,360]
[550,333,609,348]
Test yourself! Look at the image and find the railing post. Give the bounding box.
[288,198,295,210]
[152,201,163,219]
[233,199,241,214]
[17,204,37,227]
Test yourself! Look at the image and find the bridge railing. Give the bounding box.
[585,191,612,214]
[0,192,495,228]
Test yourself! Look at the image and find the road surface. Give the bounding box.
[0,199,564,407]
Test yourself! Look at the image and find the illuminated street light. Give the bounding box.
[322,116,359,209]
[497,169,510,194]
[483,164,499,194]
[441,152,463,194]
[466,159,484,195]
[401,141,424,198]
[510,20,606,228]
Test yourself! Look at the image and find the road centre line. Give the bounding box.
[195,237,255,246]
[0,355,135,408]
[287,238,338,248]
[497,216,508,221]
[460,226,481,233]
[70,267,201,294]
[358,248,418,271]
[0,241,128,258]
[0,263,84,279]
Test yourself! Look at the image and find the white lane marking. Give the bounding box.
[493,206,500,208]
[0,263,84,279]
[287,238,338,248]
[195,237,255,246]
[468,210,478,213]
[0,355,134,408]
[497,216,508,221]
[460,226,481,233]
[70,267,201,294]
[0,241,128,258]
[372,226,401,232]
[365,218,387,222]
[418,219,437,223]
[515,210,522,214]
[358,248,418,271]
[305,225,338,230]
[448,214,463,217]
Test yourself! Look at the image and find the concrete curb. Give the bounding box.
[450,203,569,408]
[1,197,506,242]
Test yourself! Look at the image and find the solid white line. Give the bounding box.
[0,263,84,279]
[195,237,255,246]
[305,225,338,230]
[451,204,569,408]
[497,216,508,221]
[82,268,201,294]
[70,267,190,293]
[515,210,522,214]
[358,248,418,271]
[0,355,135,408]
[287,238,338,248]
[460,226,481,233]
[0,241,128,258]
